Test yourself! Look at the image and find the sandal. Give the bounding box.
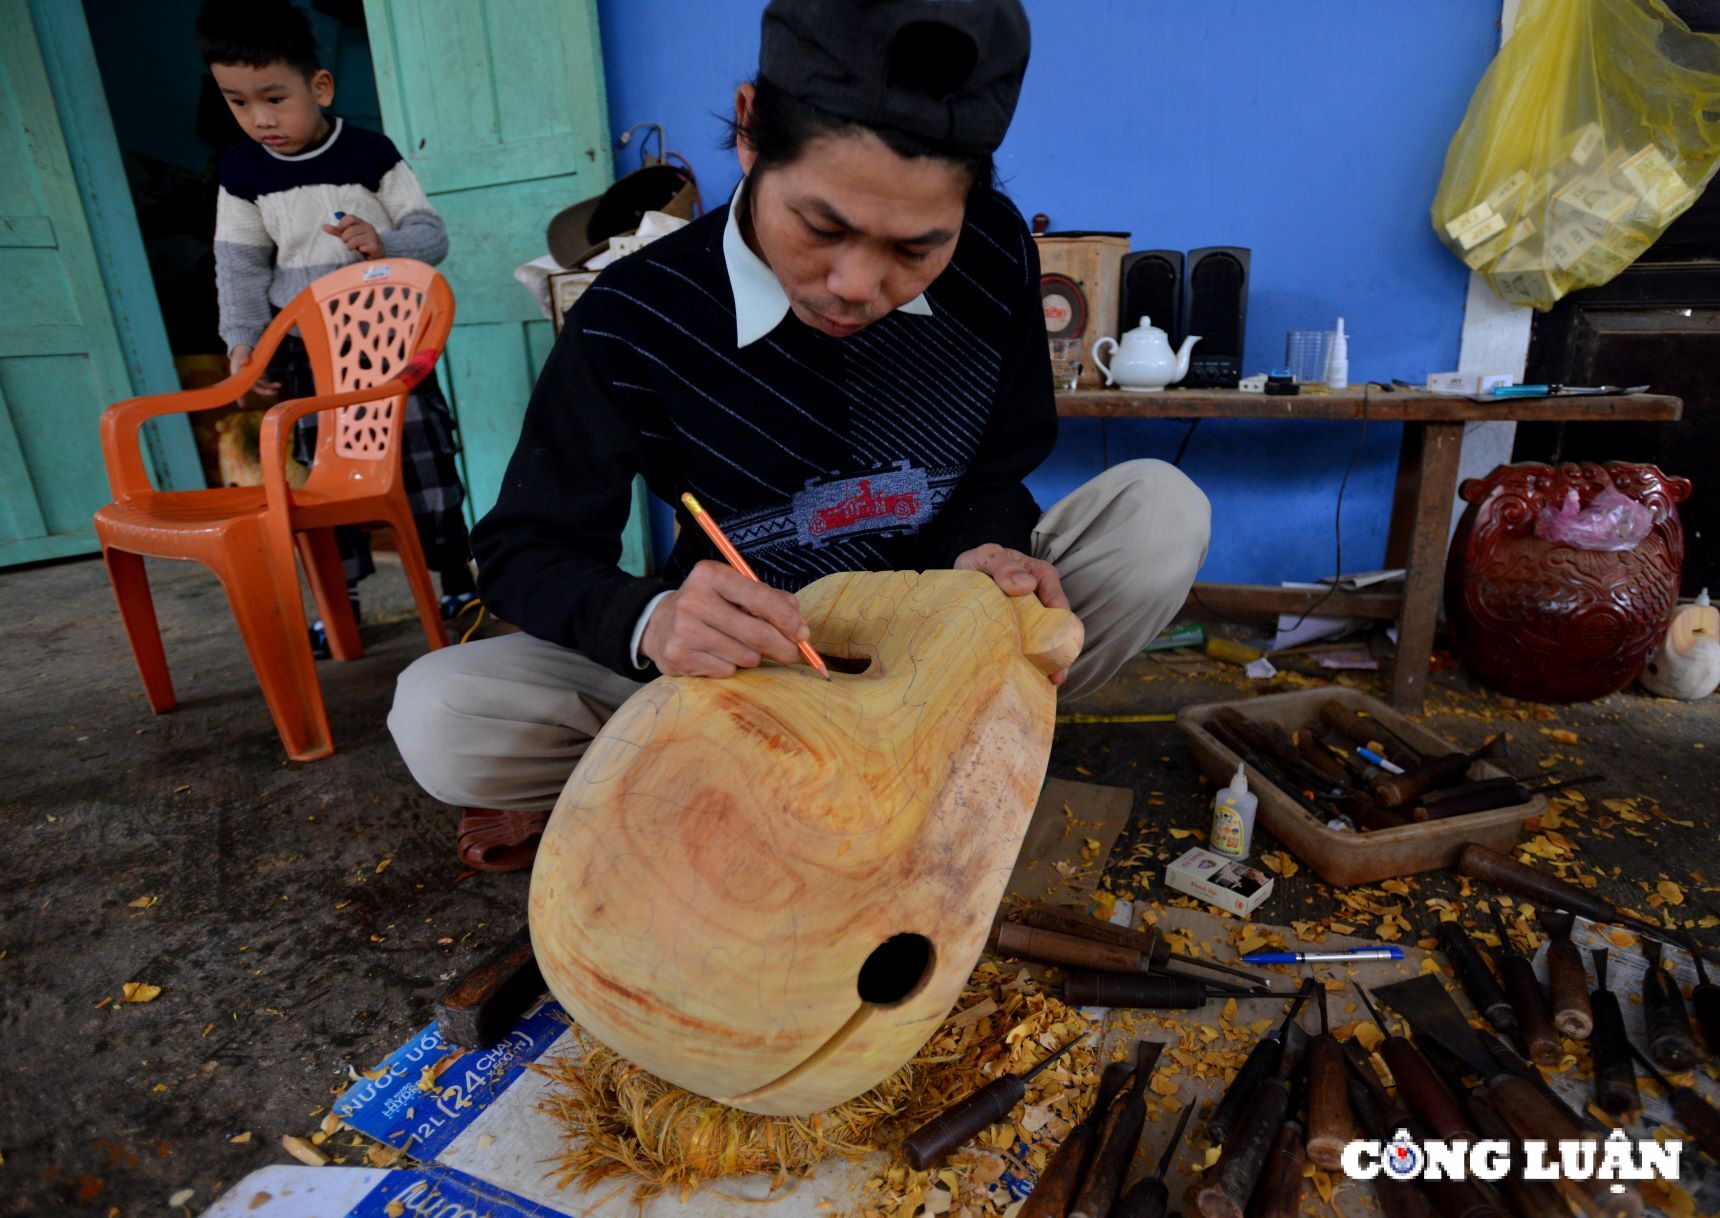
[456,808,549,872]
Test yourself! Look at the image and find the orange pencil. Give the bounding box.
[680,492,831,680]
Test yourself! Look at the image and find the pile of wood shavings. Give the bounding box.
[533,958,1094,1212]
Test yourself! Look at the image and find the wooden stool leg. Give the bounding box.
[102,546,176,712]
[1390,421,1463,712]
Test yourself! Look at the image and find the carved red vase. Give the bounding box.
[1444,462,1691,703]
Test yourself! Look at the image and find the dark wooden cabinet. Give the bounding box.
[1516,185,1720,594]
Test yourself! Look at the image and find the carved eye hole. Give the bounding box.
[822,653,873,676]
[858,933,935,1006]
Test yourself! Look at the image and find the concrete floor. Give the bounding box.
[1,551,1715,1214]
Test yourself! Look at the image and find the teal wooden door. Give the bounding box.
[363,0,652,574]
[1,0,197,566]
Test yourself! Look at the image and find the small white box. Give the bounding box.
[1426,371,1480,395]
[1165,847,1276,917]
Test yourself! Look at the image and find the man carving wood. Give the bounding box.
[389,0,1211,870]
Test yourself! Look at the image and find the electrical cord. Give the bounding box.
[1187,383,1372,632]
[1172,418,1200,467]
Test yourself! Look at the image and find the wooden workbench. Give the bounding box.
[1055,387,1684,712]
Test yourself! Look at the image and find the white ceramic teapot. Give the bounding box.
[1091,317,1201,391]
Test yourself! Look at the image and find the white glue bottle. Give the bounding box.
[1325,317,1349,389]
[1210,764,1258,858]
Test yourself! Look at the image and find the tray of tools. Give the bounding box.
[1178,687,1561,886]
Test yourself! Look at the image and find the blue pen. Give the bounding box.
[1240,947,1404,965]
[1357,747,1405,776]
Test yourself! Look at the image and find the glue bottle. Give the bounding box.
[1325,317,1349,389]
[1210,764,1257,858]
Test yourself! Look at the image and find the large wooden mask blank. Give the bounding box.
[529,570,1083,1115]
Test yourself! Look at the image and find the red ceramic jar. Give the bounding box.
[1444,462,1691,703]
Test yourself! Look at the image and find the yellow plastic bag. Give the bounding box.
[1432,0,1720,310]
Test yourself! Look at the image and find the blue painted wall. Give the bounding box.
[599,1,1503,583]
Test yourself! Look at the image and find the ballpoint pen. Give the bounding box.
[1241,946,1404,965]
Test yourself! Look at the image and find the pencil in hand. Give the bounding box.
[679,492,832,680]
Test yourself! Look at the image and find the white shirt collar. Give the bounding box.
[722,181,933,348]
[264,116,343,162]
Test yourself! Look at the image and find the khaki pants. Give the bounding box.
[390,459,1210,811]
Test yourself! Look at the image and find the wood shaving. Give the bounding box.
[280,1134,329,1166]
[121,982,160,1004]
[535,961,1094,1211]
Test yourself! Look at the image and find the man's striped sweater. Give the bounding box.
[472,187,1058,680]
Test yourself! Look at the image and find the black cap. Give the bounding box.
[759,0,1030,155]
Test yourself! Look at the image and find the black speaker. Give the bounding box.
[1118,250,1183,346]
[1182,246,1250,388]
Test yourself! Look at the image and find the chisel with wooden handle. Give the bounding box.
[1014,911,1268,988]
[1303,985,1356,1171]
[903,1037,1081,1170]
[1316,699,1423,766]
[996,923,1249,994]
[1019,1059,1131,1218]
[1354,985,1474,1142]
[1465,1088,1572,1218]
[1589,949,1641,1119]
[1538,909,1593,1040]
[1688,933,1720,1056]
[1642,937,1699,1071]
[1478,1068,1643,1218]
[1435,919,1516,1034]
[1063,972,1283,1010]
[1628,1040,1720,1163]
[1112,1102,1194,1218]
[1342,1076,1438,1218]
[1293,729,1351,787]
[1457,844,1694,959]
[1342,1048,1499,1218]
[1243,1117,1305,1218]
[1196,1035,1304,1218]
[1070,1041,1163,1218]
[1490,905,1562,1065]
[1371,736,1501,809]
[1205,979,1313,1142]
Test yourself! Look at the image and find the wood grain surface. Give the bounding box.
[530,570,1082,1115]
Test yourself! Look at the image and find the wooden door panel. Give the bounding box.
[0,1,131,563]
[0,378,47,544]
[364,0,653,572]
[0,353,109,535]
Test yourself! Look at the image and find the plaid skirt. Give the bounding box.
[268,333,473,590]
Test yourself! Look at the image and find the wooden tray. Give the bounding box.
[1177,687,1541,886]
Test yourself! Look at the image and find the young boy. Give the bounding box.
[197,0,477,652]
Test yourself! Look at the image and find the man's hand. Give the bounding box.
[229,345,280,397]
[640,560,811,678]
[954,543,1072,685]
[323,215,382,259]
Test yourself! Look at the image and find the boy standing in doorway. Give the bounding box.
[197,0,476,650]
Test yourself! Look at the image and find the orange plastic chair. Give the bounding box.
[95,259,455,761]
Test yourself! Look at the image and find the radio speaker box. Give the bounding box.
[1119,250,1183,346]
[1036,233,1129,388]
[1182,246,1250,388]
